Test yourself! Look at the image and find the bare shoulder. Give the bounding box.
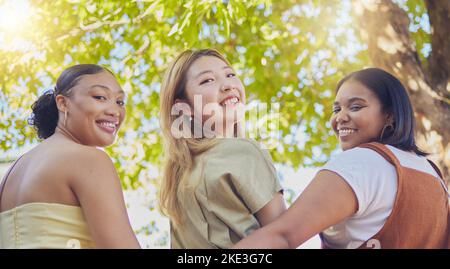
[51,143,116,181]
[70,145,112,166]
[55,142,109,163]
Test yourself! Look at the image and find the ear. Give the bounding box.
[55,95,69,112]
[385,112,394,125]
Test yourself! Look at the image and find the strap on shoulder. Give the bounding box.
[426,160,450,199]
[357,142,401,168]
[427,159,444,179]
[0,156,24,207]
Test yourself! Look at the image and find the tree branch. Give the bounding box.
[424,0,450,99]
[352,0,450,181]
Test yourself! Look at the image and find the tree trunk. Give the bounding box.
[352,0,450,184]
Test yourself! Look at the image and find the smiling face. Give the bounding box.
[62,71,126,147]
[331,79,390,151]
[184,56,245,136]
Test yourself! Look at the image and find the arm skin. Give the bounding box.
[255,192,287,226]
[234,170,358,249]
[70,148,141,248]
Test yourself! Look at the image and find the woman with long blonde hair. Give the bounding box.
[159,49,286,248]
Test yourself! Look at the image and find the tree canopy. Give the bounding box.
[1,0,448,189]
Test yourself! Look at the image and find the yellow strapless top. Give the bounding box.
[0,203,95,249]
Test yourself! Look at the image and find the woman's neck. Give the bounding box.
[54,125,82,144]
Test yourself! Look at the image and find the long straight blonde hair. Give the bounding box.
[159,49,234,227]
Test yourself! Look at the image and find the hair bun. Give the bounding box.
[29,90,59,139]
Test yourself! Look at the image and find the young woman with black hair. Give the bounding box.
[234,68,449,249]
[0,64,140,248]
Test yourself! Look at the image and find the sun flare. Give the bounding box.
[0,0,34,33]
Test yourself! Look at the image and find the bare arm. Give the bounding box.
[70,149,140,248]
[254,192,286,226]
[234,170,358,248]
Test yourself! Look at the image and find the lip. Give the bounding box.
[336,127,357,138]
[219,95,240,106]
[96,119,120,135]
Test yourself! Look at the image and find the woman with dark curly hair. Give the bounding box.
[0,64,140,248]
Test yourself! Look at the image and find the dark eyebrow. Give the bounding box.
[194,66,233,79]
[347,97,367,104]
[333,97,367,106]
[90,84,125,95]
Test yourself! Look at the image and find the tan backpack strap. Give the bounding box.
[358,142,405,203]
[427,160,450,199]
[427,159,443,179]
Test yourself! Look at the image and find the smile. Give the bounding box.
[219,96,240,106]
[96,120,119,134]
[338,128,356,137]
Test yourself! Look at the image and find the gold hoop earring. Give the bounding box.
[380,123,394,141]
[64,110,68,128]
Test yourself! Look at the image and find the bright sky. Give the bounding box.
[0,0,33,31]
[0,0,35,53]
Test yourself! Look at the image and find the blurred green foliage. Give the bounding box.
[0,0,431,189]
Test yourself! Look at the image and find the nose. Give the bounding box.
[220,83,235,92]
[105,104,121,118]
[335,109,350,124]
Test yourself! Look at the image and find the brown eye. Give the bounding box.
[350,105,363,111]
[93,96,107,101]
[200,78,214,85]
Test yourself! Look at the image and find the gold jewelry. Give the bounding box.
[380,123,394,141]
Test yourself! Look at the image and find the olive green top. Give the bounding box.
[171,138,283,249]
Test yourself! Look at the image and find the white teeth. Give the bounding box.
[338,129,355,136]
[222,97,239,105]
[99,121,116,129]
